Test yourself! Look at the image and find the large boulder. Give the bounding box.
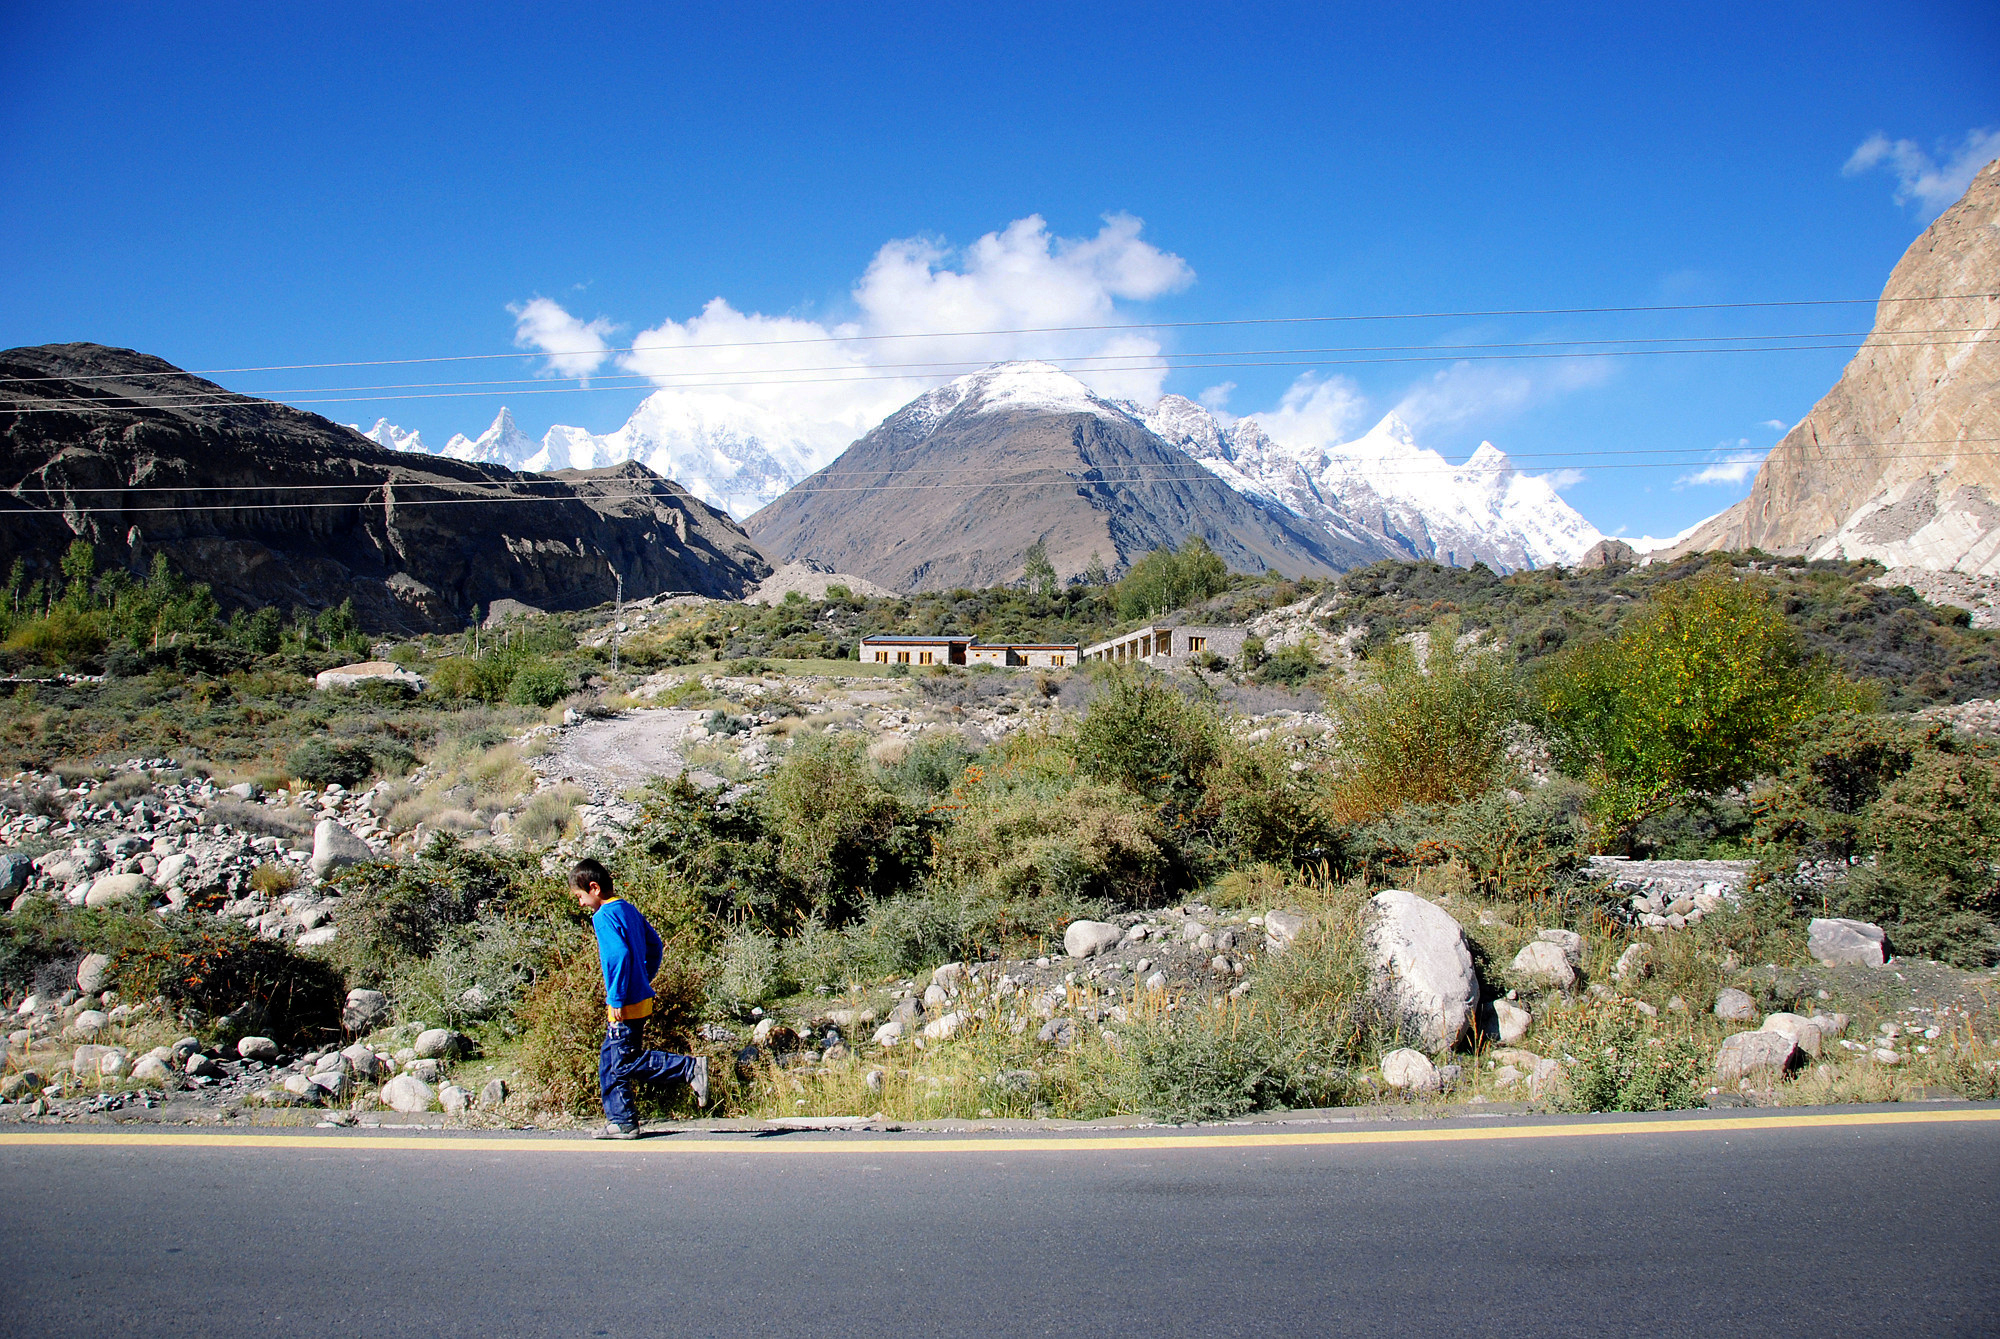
[379,1074,435,1113]
[311,821,375,880]
[1488,999,1532,1044]
[75,953,112,994]
[1379,1048,1439,1092]
[315,661,427,693]
[1366,890,1479,1051]
[1759,1013,1824,1059]
[83,873,152,908]
[1612,943,1655,982]
[0,852,31,896]
[1263,909,1307,952]
[1063,921,1124,960]
[1807,918,1887,968]
[1714,988,1758,1022]
[342,988,391,1032]
[1510,941,1576,991]
[1717,1031,1801,1085]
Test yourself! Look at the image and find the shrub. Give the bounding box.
[1071,669,1224,814]
[248,862,299,896]
[929,781,1176,928]
[288,737,374,788]
[386,912,551,1031]
[1335,619,1519,818]
[1540,573,1837,831]
[1356,782,1594,907]
[708,927,786,1015]
[1552,1006,1708,1113]
[506,660,572,709]
[1196,740,1343,870]
[513,785,583,846]
[758,734,925,922]
[879,732,979,797]
[112,912,345,1044]
[322,836,533,985]
[5,606,110,666]
[1252,641,1320,686]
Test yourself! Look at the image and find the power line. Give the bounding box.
[22,446,2000,515]
[8,438,1999,497]
[8,327,1989,403]
[3,291,1994,384]
[4,334,1994,415]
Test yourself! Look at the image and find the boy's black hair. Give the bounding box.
[568,857,613,895]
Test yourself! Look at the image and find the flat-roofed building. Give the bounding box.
[1080,623,1246,667]
[857,634,1076,668]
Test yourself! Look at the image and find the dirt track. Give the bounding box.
[533,709,707,804]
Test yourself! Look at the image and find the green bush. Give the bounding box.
[759,734,927,922]
[1115,536,1229,620]
[1553,1006,1708,1113]
[708,927,786,1015]
[930,781,1175,921]
[113,912,345,1044]
[1196,740,1343,870]
[1356,782,1594,907]
[1336,617,1519,817]
[288,737,375,788]
[1071,669,1224,813]
[386,912,550,1030]
[321,836,532,985]
[506,660,572,709]
[1252,641,1320,686]
[1540,573,1837,831]
[879,733,978,797]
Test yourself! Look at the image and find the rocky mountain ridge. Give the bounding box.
[743,362,1379,591]
[1136,397,1602,571]
[1667,156,2000,569]
[1,344,771,632]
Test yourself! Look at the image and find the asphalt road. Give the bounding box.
[2,1107,1996,1338]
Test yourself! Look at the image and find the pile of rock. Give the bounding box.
[2,759,396,947]
[1714,1001,1851,1086]
[1589,857,1752,929]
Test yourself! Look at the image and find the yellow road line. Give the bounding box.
[0,1107,1994,1155]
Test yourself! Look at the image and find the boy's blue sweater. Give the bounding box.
[592,898,662,1018]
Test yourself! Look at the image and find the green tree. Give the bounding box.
[1336,617,1519,816]
[1115,536,1229,619]
[1539,572,1835,832]
[1020,538,1059,597]
[1072,668,1225,815]
[58,539,96,610]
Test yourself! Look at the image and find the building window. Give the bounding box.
[919,651,934,665]
[1141,635,1152,657]
[1155,633,1170,656]
[874,651,889,663]
[1051,655,1065,667]
[898,651,911,664]
[1187,635,1207,653]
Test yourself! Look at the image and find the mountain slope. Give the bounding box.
[2,344,770,633]
[1666,156,2000,568]
[1138,397,1602,571]
[745,363,1383,591]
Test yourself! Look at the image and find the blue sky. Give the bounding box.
[3,1,1995,541]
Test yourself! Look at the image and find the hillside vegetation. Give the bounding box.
[5,540,1999,1125]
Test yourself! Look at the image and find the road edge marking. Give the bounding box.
[0,1107,1995,1154]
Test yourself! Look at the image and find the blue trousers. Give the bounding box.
[599,1020,698,1127]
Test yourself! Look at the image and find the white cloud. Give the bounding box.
[1244,374,1369,452]
[1537,468,1587,491]
[1760,419,1790,432]
[1676,440,1764,488]
[1844,128,2000,216]
[1197,381,1237,414]
[1390,356,1611,435]
[509,298,615,383]
[513,214,1194,466]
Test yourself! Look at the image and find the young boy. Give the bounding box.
[569,858,707,1139]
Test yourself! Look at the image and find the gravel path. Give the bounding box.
[533,709,708,806]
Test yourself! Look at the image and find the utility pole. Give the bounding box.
[612,567,624,676]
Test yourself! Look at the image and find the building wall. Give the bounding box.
[1081,623,1246,666]
[858,639,960,666]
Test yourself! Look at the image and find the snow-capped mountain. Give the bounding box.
[355,417,428,454]
[1136,395,1602,571]
[350,396,817,517]
[354,361,1602,568]
[441,408,538,466]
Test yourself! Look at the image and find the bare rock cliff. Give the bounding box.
[1667,157,1999,568]
[0,344,770,632]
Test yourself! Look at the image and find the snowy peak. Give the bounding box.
[951,360,1126,419]
[1149,398,1600,571]
[351,417,427,454]
[444,408,537,466]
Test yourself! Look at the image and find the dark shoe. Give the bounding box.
[691,1055,709,1109]
[593,1122,640,1140]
